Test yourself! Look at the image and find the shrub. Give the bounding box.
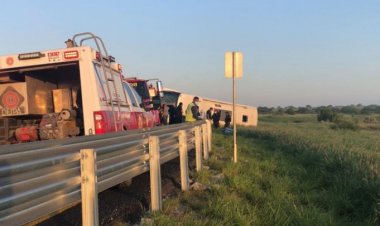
[331,116,358,131]
[363,116,378,124]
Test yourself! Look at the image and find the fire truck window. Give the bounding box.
[134,82,150,99]
[93,64,107,100]
[123,83,138,107]
[242,115,248,123]
[131,87,142,106]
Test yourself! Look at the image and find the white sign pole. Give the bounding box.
[224,51,243,163]
[225,51,243,164]
[232,52,237,163]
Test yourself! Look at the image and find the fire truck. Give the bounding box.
[0,32,156,143]
[125,77,163,126]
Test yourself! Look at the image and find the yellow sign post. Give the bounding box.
[225,51,243,163]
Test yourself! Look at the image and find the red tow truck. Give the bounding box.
[125,77,163,126]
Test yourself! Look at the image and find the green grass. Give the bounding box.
[259,114,317,123]
[146,115,380,226]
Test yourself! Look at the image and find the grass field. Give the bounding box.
[147,114,380,226]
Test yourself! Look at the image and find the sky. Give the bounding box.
[0,0,379,107]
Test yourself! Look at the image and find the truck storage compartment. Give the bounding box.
[0,76,55,116]
[0,62,84,141]
[0,62,81,117]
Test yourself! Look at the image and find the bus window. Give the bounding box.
[161,91,180,106]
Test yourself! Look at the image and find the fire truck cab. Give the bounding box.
[0,32,154,143]
[125,77,163,126]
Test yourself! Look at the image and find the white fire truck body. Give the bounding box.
[0,41,154,142]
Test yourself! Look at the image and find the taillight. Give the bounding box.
[95,114,103,121]
[94,112,105,134]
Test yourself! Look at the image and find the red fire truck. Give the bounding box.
[0,32,156,143]
[125,77,162,126]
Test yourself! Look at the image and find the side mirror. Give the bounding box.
[156,81,164,98]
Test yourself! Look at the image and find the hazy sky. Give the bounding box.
[0,0,379,107]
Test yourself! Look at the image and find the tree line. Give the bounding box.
[258,104,380,115]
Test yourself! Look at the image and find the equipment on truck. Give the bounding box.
[39,109,79,140]
[15,124,38,142]
[0,32,155,143]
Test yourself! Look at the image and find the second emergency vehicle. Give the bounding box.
[125,77,163,126]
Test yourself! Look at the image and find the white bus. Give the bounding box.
[161,89,258,126]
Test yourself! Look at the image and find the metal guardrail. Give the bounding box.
[0,120,210,226]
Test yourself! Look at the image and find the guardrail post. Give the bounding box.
[178,130,189,191]
[206,120,212,152]
[80,149,99,226]
[149,136,162,212]
[194,126,202,171]
[202,124,209,160]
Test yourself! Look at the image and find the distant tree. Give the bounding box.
[297,107,308,114]
[314,106,324,113]
[361,105,380,114]
[275,106,285,115]
[317,107,338,122]
[297,105,314,114]
[285,106,297,115]
[258,106,274,114]
[341,105,360,115]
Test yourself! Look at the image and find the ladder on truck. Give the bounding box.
[72,32,123,132]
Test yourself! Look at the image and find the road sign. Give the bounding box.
[225,52,243,78]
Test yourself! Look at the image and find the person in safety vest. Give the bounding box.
[185,96,202,122]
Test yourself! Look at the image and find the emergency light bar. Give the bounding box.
[18,52,45,60]
[63,50,79,60]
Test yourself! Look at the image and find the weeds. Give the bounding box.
[146,115,380,226]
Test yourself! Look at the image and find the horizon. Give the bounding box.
[0,1,379,107]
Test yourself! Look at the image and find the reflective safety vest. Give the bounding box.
[185,102,196,122]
